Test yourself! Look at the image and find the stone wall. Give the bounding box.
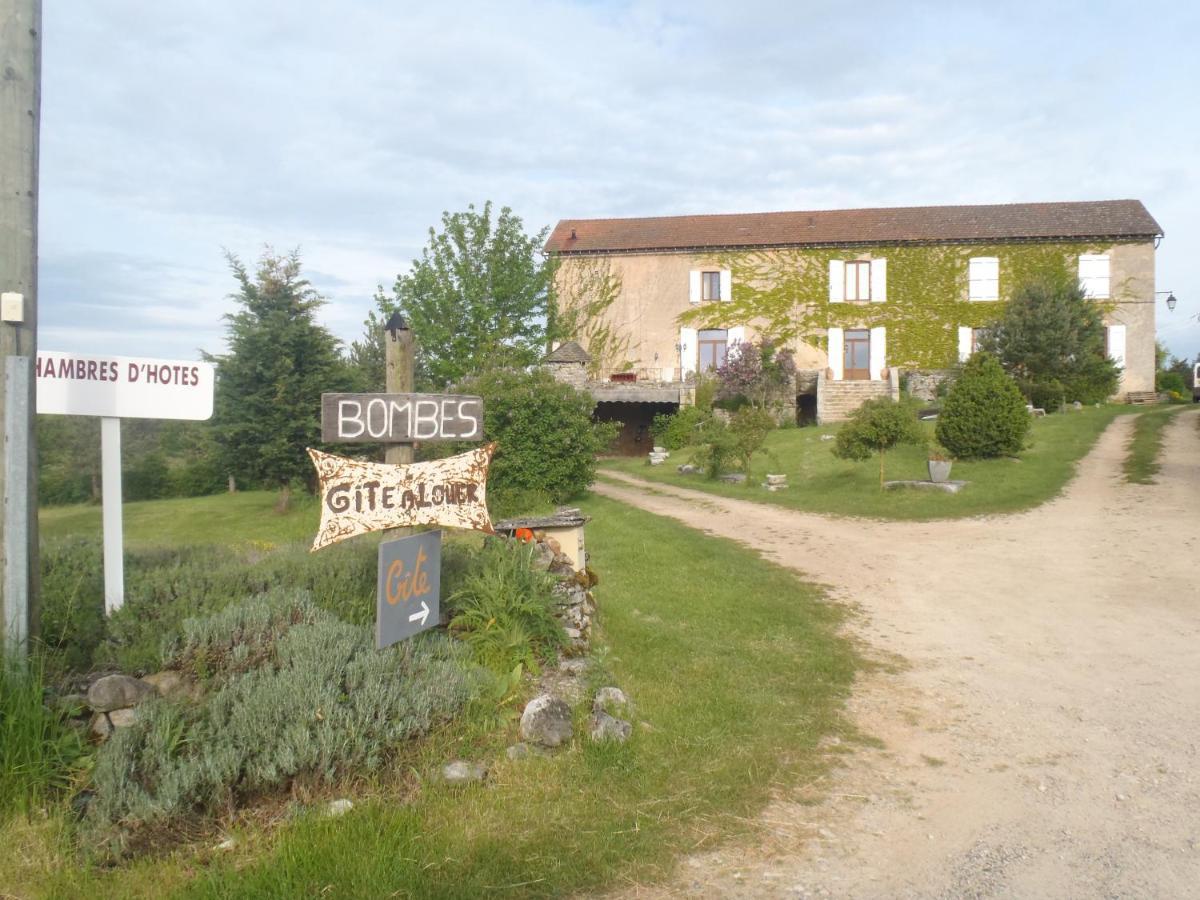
[905,370,956,401]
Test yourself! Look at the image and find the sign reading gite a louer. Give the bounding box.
[36,350,215,419]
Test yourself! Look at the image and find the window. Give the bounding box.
[698,329,727,372]
[843,329,870,380]
[845,260,872,301]
[701,271,721,301]
[1079,254,1110,299]
[968,257,999,301]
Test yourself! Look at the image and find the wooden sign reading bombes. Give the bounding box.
[321,393,483,443]
[308,443,496,551]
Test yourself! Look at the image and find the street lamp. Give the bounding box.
[1156,291,1177,311]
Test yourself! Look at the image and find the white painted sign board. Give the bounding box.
[36,351,214,420]
[35,351,216,616]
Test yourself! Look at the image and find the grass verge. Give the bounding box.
[1123,406,1186,484]
[4,493,858,898]
[603,405,1131,520]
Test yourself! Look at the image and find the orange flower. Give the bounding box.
[514,527,534,542]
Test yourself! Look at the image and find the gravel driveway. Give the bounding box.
[595,409,1200,899]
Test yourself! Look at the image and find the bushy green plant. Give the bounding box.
[691,417,739,479]
[455,368,615,512]
[651,405,708,450]
[1157,371,1187,395]
[40,539,380,677]
[936,352,1030,459]
[832,397,925,488]
[88,591,479,850]
[0,655,86,817]
[729,406,776,474]
[447,539,562,675]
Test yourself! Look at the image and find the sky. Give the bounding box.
[38,0,1200,365]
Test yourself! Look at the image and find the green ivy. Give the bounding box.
[679,242,1130,370]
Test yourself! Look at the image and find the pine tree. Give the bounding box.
[208,250,349,495]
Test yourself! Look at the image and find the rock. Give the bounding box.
[1072,401,1083,410]
[544,537,562,555]
[87,674,155,712]
[141,670,192,702]
[559,657,589,676]
[718,473,747,484]
[519,695,574,748]
[677,464,700,474]
[593,686,633,716]
[765,474,788,486]
[652,446,667,454]
[107,707,139,728]
[89,713,113,739]
[326,798,354,817]
[217,837,237,850]
[820,434,835,441]
[532,543,556,571]
[506,743,538,761]
[588,711,632,743]
[442,760,487,784]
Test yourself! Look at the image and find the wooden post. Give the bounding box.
[384,312,414,466]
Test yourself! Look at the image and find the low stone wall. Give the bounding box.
[905,369,956,402]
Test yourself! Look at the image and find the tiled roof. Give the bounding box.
[545,200,1162,254]
[543,340,590,363]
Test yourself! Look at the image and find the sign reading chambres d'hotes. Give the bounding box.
[321,393,483,444]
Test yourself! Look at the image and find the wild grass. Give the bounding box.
[1123,405,1186,484]
[603,405,1132,519]
[5,493,859,898]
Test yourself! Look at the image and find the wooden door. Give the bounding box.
[844,329,870,380]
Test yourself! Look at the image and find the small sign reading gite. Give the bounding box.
[377,531,442,649]
[307,443,496,551]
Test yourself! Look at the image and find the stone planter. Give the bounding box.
[927,459,953,483]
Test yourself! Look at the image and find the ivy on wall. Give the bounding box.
[678,242,1131,370]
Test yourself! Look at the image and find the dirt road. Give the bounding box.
[595,410,1200,899]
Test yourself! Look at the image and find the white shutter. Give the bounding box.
[679,327,698,378]
[869,326,886,380]
[969,257,999,301]
[958,326,973,363]
[828,327,844,381]
[727,325,745,347]
[828,260,844,303]
[688,271,701,304]
[1106,324,1126,371]
[1079,254,1110,299]
[870,258,887,303]
[719,269,732,303]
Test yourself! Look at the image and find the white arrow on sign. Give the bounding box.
[408,601,430,626]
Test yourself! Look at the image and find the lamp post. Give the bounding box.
[1155,291,1178,312]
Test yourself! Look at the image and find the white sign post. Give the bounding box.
[36,351,215,614]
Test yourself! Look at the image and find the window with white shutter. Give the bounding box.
[957,327,973,362]
[688,271,701,304]
[1079,254,1110,299]
[829,260,845,303]
[869,259,887,303]
[827,327,844,380]
[1106,324,1126,370]
[679,327,698,377]
[968,257,999,301]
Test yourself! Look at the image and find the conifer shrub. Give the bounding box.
[936,352,1030,459]
[87,590,479,852]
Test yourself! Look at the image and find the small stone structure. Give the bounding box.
[648,445,669,465]
[494,508,589,574]
[542,340,591,387]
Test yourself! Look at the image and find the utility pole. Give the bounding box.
[0,0,40,664]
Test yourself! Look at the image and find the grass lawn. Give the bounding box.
[5,494,859,899]
[601,405,1133,520]
[1123,405,1187,484]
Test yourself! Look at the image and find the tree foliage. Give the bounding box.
[936,352,1030,459]
[208,250,348,491]
[832,397,925,488]
[453,368,615,514]
[552,257,636,378]
[357,203,555,390]
[979,276,1119,406]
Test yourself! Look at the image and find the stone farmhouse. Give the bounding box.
[544,199,1163,446]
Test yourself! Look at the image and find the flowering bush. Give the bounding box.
[715,339,796,410]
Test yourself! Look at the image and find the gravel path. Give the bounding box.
[595,409,1200,899]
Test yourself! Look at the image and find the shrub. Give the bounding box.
[714,339,797,411]
[832,397,925,488]
[87,591,479,850]
[936,353,1030,459]
[447,539,562,675]
[729,406,776,474]
[651,405,708,450]
[455,368,615,512]
[692,417,739,479]
[1157,371,1187,396]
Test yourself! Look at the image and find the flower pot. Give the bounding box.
[928,459,952,483]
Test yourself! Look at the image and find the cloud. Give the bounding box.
[36,0,1200,362]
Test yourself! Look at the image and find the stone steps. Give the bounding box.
[818,379,893,422]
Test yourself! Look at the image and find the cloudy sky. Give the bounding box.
[39,0,1200,364]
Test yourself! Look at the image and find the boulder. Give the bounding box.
[588,711,632,743]
[87,674,155,712]
[89,713,113,739]
[593,686,634,717]
[442,760,487,784]
[519,695,574,748]
[558,657,589,676]
[718,473,747,484]
[107,707,138,728]
[325,798,354,817]
[141,670,193,702]
[505,743,540,761]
